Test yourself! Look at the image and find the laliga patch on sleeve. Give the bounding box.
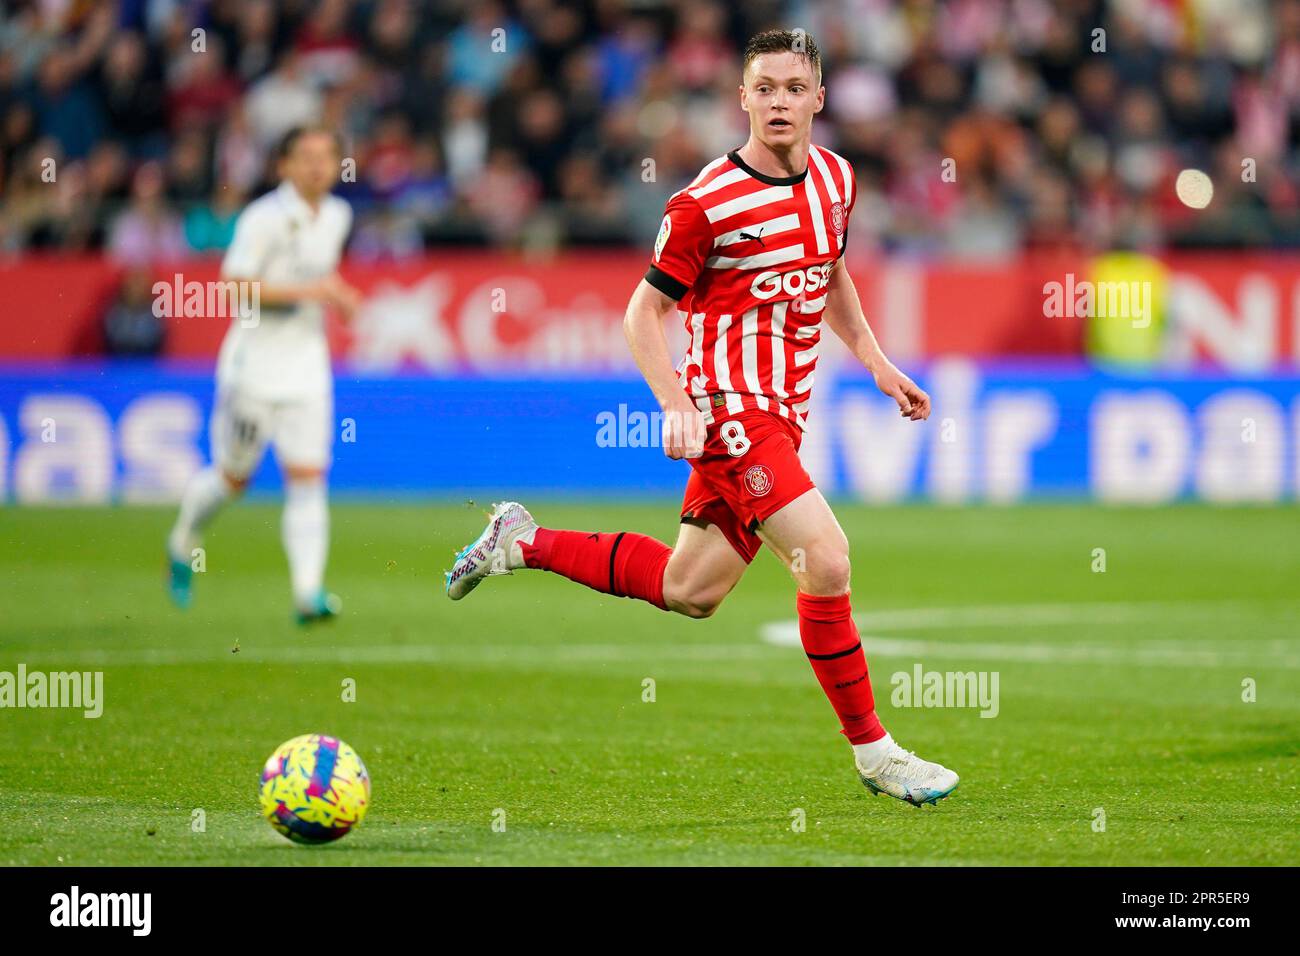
[654,214,671,261]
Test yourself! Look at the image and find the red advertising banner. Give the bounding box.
[2,252,1298,368]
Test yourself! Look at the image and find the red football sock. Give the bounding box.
[797,591,886,744]
[521,528,670,610]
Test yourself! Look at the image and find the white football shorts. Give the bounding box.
[211,386,333,478]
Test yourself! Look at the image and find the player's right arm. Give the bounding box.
[627,190,714,460]
[623,279,705,459]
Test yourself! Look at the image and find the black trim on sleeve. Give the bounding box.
[645,265,690,301]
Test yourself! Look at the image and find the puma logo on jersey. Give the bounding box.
[738,228,765,247]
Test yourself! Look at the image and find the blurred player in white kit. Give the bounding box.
[167,126,360,624]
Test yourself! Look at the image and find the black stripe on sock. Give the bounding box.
[806,642,862,661]
[608,532,626,597]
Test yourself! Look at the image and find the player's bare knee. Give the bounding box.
[662,572,725,619]
[663,584,719,619]
[673,592,723,619]
[798,547,851,596]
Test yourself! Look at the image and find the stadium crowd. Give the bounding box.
[0,0,1297,263]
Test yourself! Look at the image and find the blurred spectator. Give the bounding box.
[665,1,733,94]
[38,141,130,250]
[227,0,281,84]
[98,31,167,158]
[468,148,539,245]
[31,46,106,159]
[393,136,451,223]
[0,0,1294,254]
[595,12,658,104]
[244,53,322,150]
[214,106,265,195]
[167,35,242,133]
[167,129,214,203]
[108,161,186,264]
[102,267,167,357]
[183,182,244,253]
[442,88,488,190]
[945,172,1022,259]
[0,4,57,81]
[295,0,362,87]
[446,2,529,94]
[363,111,417,201]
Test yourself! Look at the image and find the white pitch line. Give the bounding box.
[852,600,1299,630]
[12,602,1299,670]
[759,601,1300,669]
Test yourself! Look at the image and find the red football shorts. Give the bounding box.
[680,409,816,563]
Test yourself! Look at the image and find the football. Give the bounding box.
[258,734,371,845]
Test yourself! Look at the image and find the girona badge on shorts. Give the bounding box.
[743,464,774,498]
[830,201,846,237]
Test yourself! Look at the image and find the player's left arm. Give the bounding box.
[822,261,930,421]
[327,201,362,321]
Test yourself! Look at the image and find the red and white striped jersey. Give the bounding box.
[645,146,856,429]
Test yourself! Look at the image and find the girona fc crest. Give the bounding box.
[743,464,774,497]
[830,201,846,237]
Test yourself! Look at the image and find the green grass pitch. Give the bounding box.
[1,502,1297,866]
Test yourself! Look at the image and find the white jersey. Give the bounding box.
[215,181,353,402]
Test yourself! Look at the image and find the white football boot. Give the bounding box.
[445,501,538,600]
[857,742,959,807]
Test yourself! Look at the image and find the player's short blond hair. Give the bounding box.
[742,29,822,85]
